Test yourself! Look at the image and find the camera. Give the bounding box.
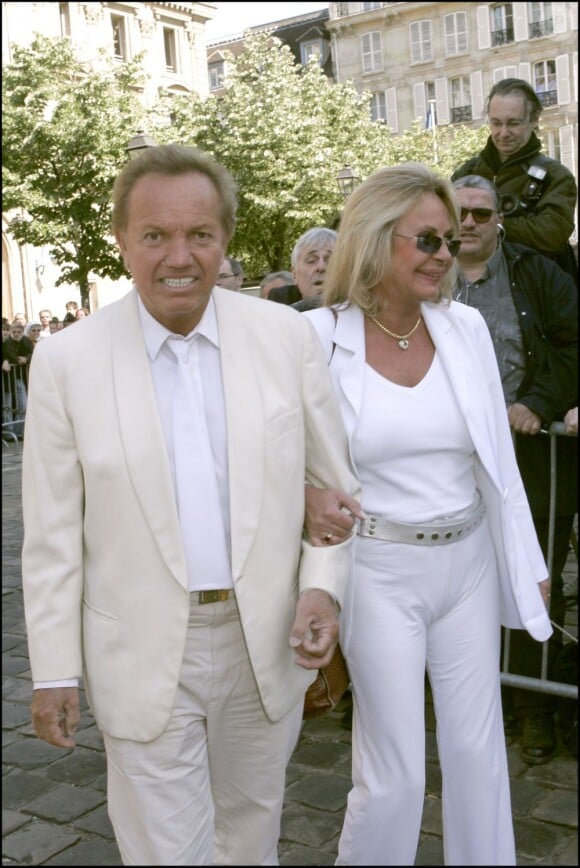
[500,164,548,216]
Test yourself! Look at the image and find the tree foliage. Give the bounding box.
[152,33,488,277]
[3,32,490,293]
[2,36,145,303]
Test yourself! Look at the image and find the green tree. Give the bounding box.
[153,33,395,277]
[153,34,489,278]
[2,36,145,306]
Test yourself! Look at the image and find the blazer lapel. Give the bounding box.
[111,292,187,589]
[213,289,265,581]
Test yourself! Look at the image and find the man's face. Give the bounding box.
[39,311,52,326]
[456,187,500,264]
[217,259,243,291]
[10,325,24,341]
[2,324,10,341]
[488,94,536,162]
[293,240,335,299]
[28,325,42,341]
[115,171,228,335]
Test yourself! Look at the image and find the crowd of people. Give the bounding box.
[2,303,89,437]
[16,77,578,867]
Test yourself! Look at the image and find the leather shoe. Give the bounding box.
[520,713,556,765]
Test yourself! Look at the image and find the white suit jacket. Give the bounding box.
[21,288,360,740]
[305,301,552,643]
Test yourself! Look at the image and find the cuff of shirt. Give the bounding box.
[33,678,79,690]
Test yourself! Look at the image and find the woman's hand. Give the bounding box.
[305,484,365,546]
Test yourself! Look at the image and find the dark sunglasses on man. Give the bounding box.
[459,207,496,224]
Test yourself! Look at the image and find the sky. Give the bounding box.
[205,2,329,43]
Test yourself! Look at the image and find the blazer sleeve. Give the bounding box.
[297,317,361,607]
[21,343,85,682]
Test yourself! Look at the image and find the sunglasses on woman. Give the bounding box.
[459,207,495,224]
[393,232,461,258]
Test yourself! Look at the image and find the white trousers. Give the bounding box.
[104,596,303,866]
[337,518,516,866]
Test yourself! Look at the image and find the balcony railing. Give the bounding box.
[529,19,553,38]
[450,105,473,124]
[491,27,515,46]
[538,89,558,108]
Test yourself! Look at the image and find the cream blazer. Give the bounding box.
[305,301,552,643]
[22,288,360,741]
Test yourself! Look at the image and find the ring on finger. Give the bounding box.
[324,532,332,542]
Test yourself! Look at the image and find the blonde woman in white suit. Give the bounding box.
[303,163,551,866]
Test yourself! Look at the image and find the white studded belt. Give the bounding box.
[357,501,486,546]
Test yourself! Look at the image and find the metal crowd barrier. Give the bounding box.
[2,363,29,444]
[501,421,578,700]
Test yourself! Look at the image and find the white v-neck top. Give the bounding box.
[352,353,476,523]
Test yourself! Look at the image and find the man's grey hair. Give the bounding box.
[290,227,337,268]
[453,175,501,212]
[260,270,294,289]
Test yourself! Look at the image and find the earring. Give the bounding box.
[497,224,506,242]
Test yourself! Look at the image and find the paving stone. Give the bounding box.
[2,769,55,809]
[2,818,80,864]
[3,736,70,770]
[416,831,445,865]
[72,804,115,838]
[532,788,578,828]
[43,838,123,866]
[421,794,443,836]
[524,757,579,790]
[291,739,351,770]
[281,802,343,849]
[1,809,30,835]
[280,842,335,865]
[2,701,32,729]
[285,771,351,812]
[44,748,107,786]
[514,816,569,860]
[510,775,546,816]
[24,781,106,822]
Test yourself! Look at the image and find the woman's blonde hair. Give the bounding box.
[323,162,460,315]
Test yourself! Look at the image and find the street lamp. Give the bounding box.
[336,165,360,198]
[125,130,157,160]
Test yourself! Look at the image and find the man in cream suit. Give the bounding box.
[21,145,359,865]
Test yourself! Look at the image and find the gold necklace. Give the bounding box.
[369,315,422,350]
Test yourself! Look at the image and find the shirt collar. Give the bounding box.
[137,290,220,361]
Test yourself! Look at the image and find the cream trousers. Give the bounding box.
[104,595,303,865]
[337,518,516,866]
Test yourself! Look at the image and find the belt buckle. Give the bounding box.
[199,589,229,604]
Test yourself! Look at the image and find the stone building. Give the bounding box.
[2,1,216,323]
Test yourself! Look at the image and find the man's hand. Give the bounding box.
[507,402,542,435]
[538,577,551,610]
[305,484,364,546]
[31,687,80,749]
[289,589,339,669]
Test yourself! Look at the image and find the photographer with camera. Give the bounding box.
[452,78,577,282]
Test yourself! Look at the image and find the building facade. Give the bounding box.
[326,2,577,179]
[2,1,216,323]
[207,7,332,96]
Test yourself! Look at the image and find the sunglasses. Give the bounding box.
[393,232,461,258]
[459,207,495,224]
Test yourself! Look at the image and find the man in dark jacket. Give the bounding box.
[451,78,577,281]
[452,174,577,765]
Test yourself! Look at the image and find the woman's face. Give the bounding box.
[380,192,457,306]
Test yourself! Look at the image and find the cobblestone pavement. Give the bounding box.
[3,442,578,865]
